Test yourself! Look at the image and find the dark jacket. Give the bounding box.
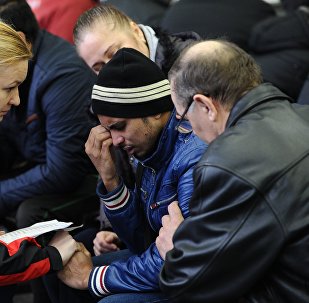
[0,237,62,285]
[249,7,309,99]
[0,30,97,215]
[155,29,201,76]
[160,83,309,302]
[104,0,170,28]
[298,73,309,104]
[160,0,275,51]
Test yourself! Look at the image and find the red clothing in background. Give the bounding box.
[27,0,97,43]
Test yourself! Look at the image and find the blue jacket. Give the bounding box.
[88,111,207,297]
[0,30,97,214]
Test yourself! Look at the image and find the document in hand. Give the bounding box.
[0,220,82,244]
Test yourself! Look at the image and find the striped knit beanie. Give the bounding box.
[91,48,173,118]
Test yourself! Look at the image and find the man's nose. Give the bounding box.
[112,134,125,147]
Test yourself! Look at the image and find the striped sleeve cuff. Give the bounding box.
[101,183,130,210]
[88,266,110,297]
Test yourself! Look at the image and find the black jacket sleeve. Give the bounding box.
[0,237,62,286]
[159,166,284,302]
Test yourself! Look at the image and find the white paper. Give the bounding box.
[0,219,82,244]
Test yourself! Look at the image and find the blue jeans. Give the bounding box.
[98,292,169,303]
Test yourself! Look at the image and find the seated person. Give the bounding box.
[249,0,309,99]
[44,47,207,303]
[156,39,309,303]
[73,3,201,76]
[0,0,98,230]
[72,2,201,257]
[0,20,80,303]
[0,1,98,301]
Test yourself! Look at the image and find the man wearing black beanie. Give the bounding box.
[47,48,207,303]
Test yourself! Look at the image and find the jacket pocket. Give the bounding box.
[150,192,177,230]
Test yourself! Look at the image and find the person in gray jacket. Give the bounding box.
[157,40,309,302]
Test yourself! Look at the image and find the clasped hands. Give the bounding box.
[48,231,93,290]
[57,240,93,290]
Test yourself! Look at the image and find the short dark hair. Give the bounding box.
[0,0,39,44]
[169,39,262,110]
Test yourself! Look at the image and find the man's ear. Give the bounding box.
[193,94,218,121]
[130,21,146,42]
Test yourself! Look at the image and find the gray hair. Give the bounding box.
[169,39,262,110]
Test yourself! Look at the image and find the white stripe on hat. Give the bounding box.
[92,79,171,103]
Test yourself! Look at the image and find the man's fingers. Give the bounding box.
[76,242,91,257]
[93,246,100,256]
[161,214,170,227]
[168,201,183,219]
[105,232,119,243]
[85,125,112,153]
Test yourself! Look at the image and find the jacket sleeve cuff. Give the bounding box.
[88,266,110,297]
[45,245,63,271]
[97,180,130,211]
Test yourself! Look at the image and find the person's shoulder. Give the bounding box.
[35,31,90,70]
[173,131,207,165]
[157,28,201,45]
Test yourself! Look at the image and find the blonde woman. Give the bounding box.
[0,21,80,303]
[0,21,30,121]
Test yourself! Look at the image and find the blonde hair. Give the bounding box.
[0,20,32,66]
[73,4,133,46]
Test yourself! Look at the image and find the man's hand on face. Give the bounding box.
[85,125,120,191]
[156,201,184,260]
[57,243,93,290]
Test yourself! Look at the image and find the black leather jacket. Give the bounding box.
[160,83,309,302]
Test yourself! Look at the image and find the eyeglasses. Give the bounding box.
[174,93,210,133]
[174,97,194,132]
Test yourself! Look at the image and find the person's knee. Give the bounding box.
[16,199,46,228]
